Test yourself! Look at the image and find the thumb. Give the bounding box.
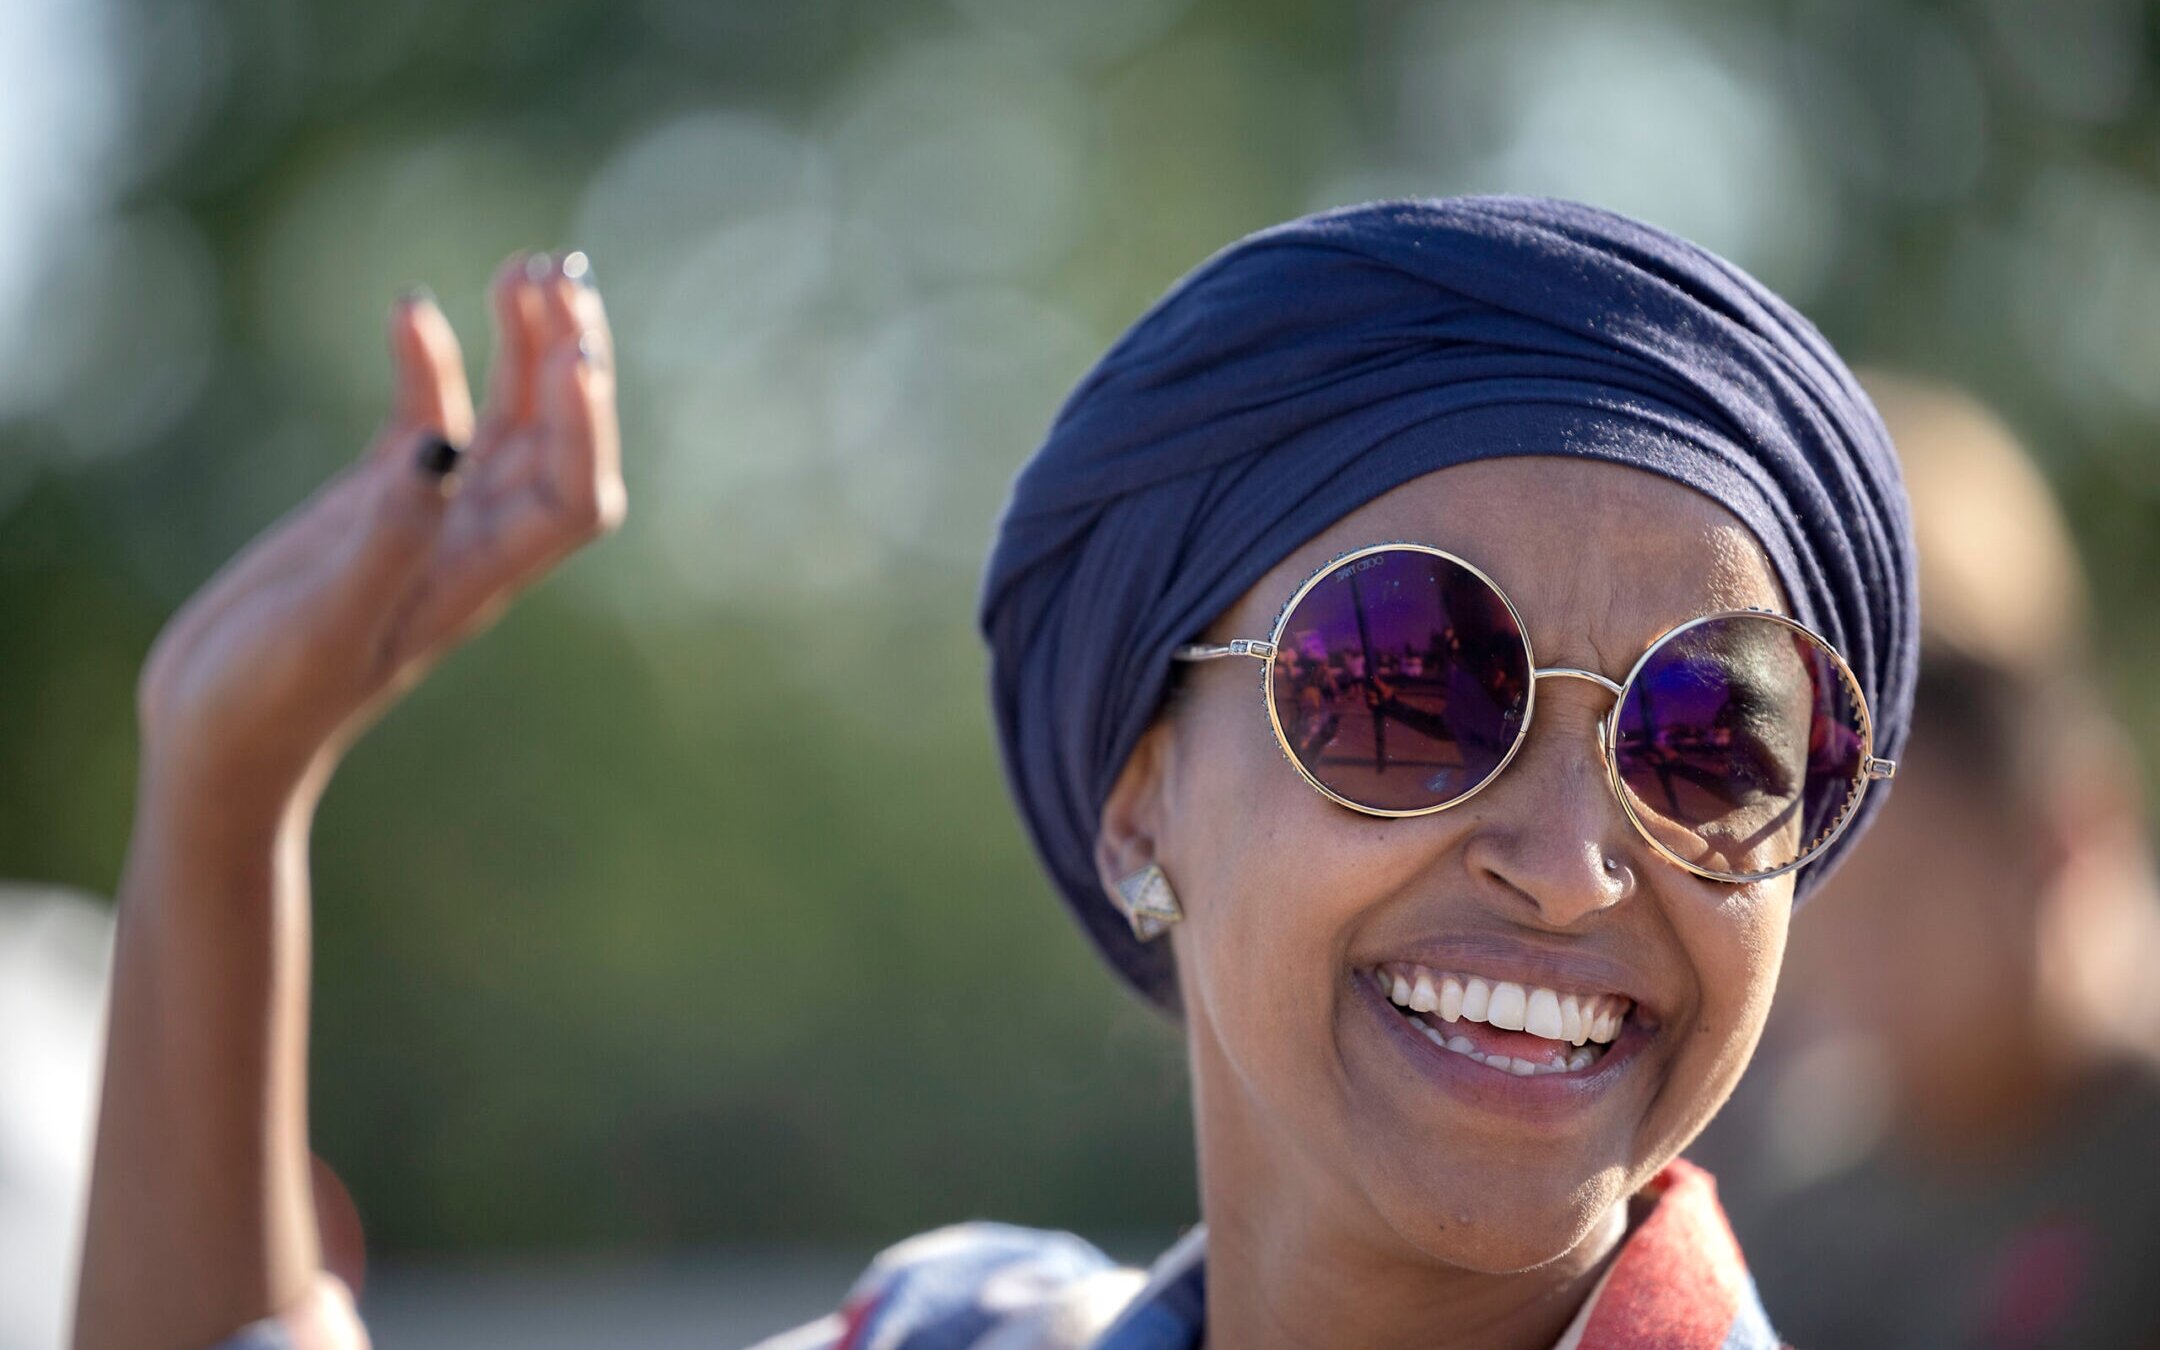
[319,433,461,653]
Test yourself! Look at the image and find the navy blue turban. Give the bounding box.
[979,196,1917,1008]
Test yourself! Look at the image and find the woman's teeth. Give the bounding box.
[1373,963,1631,1077]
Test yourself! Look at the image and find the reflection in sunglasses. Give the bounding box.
[1267,551,1532,813]
[1176,544,1887,882]
[1614,618,1862,876]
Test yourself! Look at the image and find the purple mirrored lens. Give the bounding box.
[1268,549,1531,812]
[1612,615,1866,877]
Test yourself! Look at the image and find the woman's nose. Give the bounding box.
[1459,692,1637,927]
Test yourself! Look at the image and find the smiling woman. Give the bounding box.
[72,199,1914,1350]
[1128,463,1821,1320]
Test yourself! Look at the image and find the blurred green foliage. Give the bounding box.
[2,0,2157,1253]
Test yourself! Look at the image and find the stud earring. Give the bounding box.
[1113,863,1184,941]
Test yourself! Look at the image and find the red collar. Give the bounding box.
[1573,1159,1780,1349]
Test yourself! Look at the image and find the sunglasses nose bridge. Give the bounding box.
[1529,666,1624,700]
[1521,667,1647,869]
[1527,666,1630,806]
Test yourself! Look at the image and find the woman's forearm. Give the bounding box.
[74,773,325,1350]
[70,256,618,1350]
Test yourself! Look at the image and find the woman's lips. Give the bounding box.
[1351,964,1656,1121]
[1376,962,1630,1048]
[1392,995,1604,1074]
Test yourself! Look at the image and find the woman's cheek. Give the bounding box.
[1176,782,1408,1075]
[1664,883,1791,1143]
[1183,818,1341,1027]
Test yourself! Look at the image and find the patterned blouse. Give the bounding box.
[747,1160,1782,1350]
[207,1160,1780,1349]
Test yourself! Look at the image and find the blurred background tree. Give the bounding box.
[2,0,2156,1261]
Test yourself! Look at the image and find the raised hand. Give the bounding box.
[75,251,624,1350]
[136,250,625,816]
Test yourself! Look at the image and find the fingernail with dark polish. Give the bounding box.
[562,250,593,287]
[416,434,463,479]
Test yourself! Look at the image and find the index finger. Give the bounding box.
[383,292,475,451]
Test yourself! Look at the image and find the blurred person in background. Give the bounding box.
[1704,375,2160,1348]
[73,197,1922,1350]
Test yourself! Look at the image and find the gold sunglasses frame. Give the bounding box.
[1173,543,1897,884]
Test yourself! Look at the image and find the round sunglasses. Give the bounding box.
[1173,544,1897,883]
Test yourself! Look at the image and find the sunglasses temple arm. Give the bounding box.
[1172,639,1278,662]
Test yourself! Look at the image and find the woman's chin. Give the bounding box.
[1361,1162,1631,1276]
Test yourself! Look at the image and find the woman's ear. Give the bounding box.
[1094,719,1176,906]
